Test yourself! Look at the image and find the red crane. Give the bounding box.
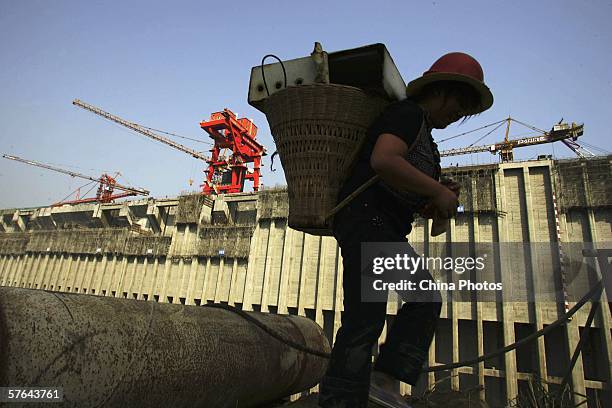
[2,154,149,206]
[200,110,265,194]
[73,99,266,195]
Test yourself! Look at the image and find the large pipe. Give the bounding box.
[0,287,330,407]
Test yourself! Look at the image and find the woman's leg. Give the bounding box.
[373,242,442,386]
[319,203,401,408]
[318,238,388,408]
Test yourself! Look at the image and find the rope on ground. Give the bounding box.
[203,279,604,372]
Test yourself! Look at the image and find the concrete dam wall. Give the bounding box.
[1,155,611,406]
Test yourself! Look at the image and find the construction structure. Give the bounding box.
[1,154,149,206]
[439,117,588,162]
[1,155,610,407]
[73,99,265,195]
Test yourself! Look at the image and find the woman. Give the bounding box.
[318,52,494,408]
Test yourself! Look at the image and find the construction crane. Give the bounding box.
[73,99,207,161]
[440,117,587,162]
[200,110,265,195]
[2,154,149,206]
[73,99,266,195]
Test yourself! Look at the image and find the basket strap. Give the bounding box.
[325,175,380,220]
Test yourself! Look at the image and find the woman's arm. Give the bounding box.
[370,133,458,218]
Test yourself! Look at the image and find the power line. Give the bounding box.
[438,119,507,143]
[140,125,213,146]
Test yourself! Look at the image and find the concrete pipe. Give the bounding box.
[0,287,331,407]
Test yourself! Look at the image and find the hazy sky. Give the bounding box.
[1,0,610,209]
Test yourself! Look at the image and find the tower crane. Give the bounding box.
[73,99,266,195]
[2,154,149,206]
[440,117,587,162]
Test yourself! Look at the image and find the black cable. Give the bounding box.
[203,303,330,358]
[511,118,546,134]
[203,279,604,373]
[260,54,287,97]
[270,151,279,172]
[467,120,507,147]
[140,125,213,145]
[424,281,602,373]
[438,119,507,143]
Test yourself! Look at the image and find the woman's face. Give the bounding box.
[428,93,468,129]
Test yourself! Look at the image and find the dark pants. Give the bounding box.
[318,198,442,408]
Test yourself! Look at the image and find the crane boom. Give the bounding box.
[2,154,149,195]
[561,139,595,158]
[440,122,584,158]
[73,99,208,161]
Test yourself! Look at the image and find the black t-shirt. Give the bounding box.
[336,99,430,232]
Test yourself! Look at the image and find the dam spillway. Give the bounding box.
[1,155,611,407]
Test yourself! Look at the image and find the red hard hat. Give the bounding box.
[406,52,493,114]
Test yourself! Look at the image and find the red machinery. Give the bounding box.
[1,154,149,206]
[74,99,266,196]
[200,109,265,194]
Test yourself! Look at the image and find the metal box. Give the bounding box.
[248,43,407,112]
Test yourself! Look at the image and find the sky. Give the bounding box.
[1,0,610,209]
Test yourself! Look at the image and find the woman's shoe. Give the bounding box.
[368,384,413,408]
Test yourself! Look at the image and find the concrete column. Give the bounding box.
[124,256,138,298]
[36,253,53,289]
[228,258,239,307]
[259,220,275,312]
[79,255,94,293]
[522,168,551,392]
[242,222,264,311]
[58,255,74,292]
[11,210,27,232]
[496,166,519,401]
[297,233,313,317]
[472,204,487,402]
[449,218,460,391]
[86,255,100,293]
[277,224,295,315]
[67,255,83,292]
[22,253,42,288]
[316,236,335,327]
[213,256,226,304]
[33,253,50,289]
[146,202,162,234]
[118,203,134,226]
[115,256,130,297]
[158,256,173,303]
[135,257,149,299]
[198,258,211,304]
[146,258,160,300]
[56,254,68,291]
[0,256,14,286]
[92,204,110,227]
[94,255,110,295]
[8,255,19,287]
[8,255,27,287]
[103,255,118,296]
[49,254,63,290]
[332,243,343,344]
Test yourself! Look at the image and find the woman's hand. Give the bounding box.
[440,178,461,198]
[430,184,459,219]
[420,179,460,219]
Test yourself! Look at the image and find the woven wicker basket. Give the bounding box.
[263,84,389,235]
